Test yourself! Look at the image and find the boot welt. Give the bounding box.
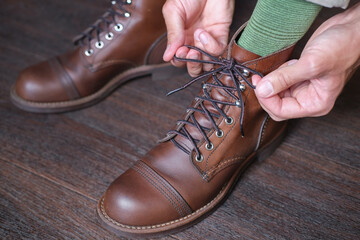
[10,62,173,113]
[96,128,286,238]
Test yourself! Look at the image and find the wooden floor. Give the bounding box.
[1,0,359,239]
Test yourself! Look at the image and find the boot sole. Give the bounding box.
[96,126,287,238]
[10,63,180,113]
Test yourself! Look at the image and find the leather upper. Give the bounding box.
[15,0,167,102]
[101,26,295,227]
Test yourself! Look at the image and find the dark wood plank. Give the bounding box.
[0,0,359,239]
[0,159,121,240]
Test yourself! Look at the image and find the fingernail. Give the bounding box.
[287,59,298,66]
[194,30,201,42]
[178,51,186,58]
[199,32,208,45]
[189,54,198,60]
[257,80,274,97]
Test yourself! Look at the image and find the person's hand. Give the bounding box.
[253,3,360,121]
[162,0,234,77]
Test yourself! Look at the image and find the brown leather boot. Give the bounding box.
[97,23,295,237]
[11,0,168,113]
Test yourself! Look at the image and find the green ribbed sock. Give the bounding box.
[237,0,322,56]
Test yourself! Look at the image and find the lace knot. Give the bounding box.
[222,58,235,71]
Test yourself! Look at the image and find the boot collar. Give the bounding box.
[226,22,296,75]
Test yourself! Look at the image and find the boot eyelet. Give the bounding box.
[242,69,250,77]
[114,23,123,32]
[235,100,241,108]
[239,84,246,92]
[126,0,132,4]
[225,117,234,125]
[216,129,224,138]
[84,49,93,56]
[195,154,204,162]
[124,12,131,18]
[95,41,104,49]
[111,0,116,5]
[205,143,213,151]
[105,32,114,40]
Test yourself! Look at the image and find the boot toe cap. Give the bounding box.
[100,167,183,227]
[14,60,69,102]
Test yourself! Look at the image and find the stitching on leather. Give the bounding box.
[202,106,240,174]
[132,164,184,217]
[135,162,191,216]
[90,59,136,71]
[206,156,245,178]
[49,58,81,100]
[137,162,189,214]
[11,63,170,107]
[99,184,226,230]
[136,161,192,215]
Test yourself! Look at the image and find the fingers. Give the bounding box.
[162,1,186,62]
[171,46,189,68]
[253,75,306,121]
[253,58,335,121]
[186,49,202,77]
[195,29,227,72]
[194,29,227,56]
[257,93,305,121]
[184,29,228,76]
[255,59,309,98]
[253,60,306,121]
[171,46,202,75]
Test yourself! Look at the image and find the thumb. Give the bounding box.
[255,59,310,98]
[194,29,227,56]
[162,3,185,62]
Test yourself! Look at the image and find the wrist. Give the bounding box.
[344,3,360,68]
[343,3,360,77]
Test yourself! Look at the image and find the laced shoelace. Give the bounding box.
[166,45,263,161]
[73,0,132,56]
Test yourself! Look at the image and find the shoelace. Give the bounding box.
[167,46,263,161]
[73,0,132,56]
